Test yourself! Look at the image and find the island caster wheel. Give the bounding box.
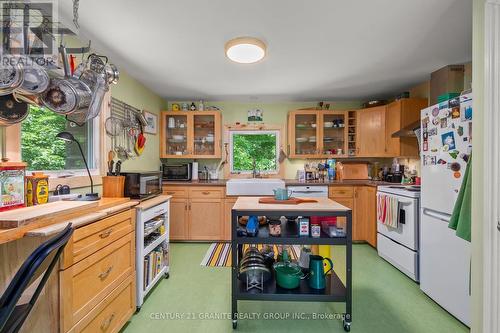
[343,320,351,332]
[165,272,170,279]
[232,320,237,329]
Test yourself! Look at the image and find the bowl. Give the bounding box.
[324,121,334,128]
[172,135,184,141]
[296,137,308,143]
[311,123,317,128]
[206,136,214,143]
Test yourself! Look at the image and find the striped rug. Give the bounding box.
[200,243,301,267]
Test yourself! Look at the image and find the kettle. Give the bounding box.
[308,255,333,289]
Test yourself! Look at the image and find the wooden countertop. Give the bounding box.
[232,197,350,212]
[0,197,134,245]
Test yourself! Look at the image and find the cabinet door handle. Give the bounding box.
[184,203,187,210]
[99,228,113,238]
[100,313,115,331]
[188,203,191,210]
[202,191,210,195]
[98,266,113,279]
[166,191,175,195]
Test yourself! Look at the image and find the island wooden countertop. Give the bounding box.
[232,197,351,212]
[0,197,135,245]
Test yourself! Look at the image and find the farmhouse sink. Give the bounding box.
[226,178,285,196]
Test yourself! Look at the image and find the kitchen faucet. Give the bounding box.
[252,157,260,178]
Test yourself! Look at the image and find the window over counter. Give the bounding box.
[229,130,280,175]
[21,106,100,175]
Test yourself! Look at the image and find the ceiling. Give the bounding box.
[60,0,472,101]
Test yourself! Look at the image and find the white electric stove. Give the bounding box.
[376,185,421,281]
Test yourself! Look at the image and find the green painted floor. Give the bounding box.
[122,243,469,333]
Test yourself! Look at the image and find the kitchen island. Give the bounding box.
[231,197,352,331]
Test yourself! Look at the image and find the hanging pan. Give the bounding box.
[0,94,29,126]
[0,57,24,96]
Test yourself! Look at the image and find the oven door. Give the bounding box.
[376,192,419,251]
[139,175,161,196]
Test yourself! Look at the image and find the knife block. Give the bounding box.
[102,176,125,198]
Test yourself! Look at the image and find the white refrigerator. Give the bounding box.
[420,93,472,326]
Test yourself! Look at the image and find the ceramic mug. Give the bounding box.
[273,188,292,200]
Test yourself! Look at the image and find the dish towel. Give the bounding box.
[377,194,399,229]
[449,156,472,242]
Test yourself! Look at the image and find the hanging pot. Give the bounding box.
[0,94,29,125]
[0,57,24,96]
[15,62,50,95]
[66,70,106,124]
[41,77,92,114]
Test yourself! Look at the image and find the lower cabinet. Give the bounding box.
[189,199,223,240]
[223,198,238,241]
[164,186,225,241]
[330,185,377,247]
[169,199,188,240]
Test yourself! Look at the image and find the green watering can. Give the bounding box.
[308,255,333,289]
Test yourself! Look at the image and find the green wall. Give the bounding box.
[471,0,485,332]
[167,101,363,179]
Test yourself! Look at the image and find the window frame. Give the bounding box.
[229,129,280,175]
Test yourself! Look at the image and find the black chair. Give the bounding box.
[0,224,73,333]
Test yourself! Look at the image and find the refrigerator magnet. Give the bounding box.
[438,158,447,165]
[451,107,461,119]
[443,144,450,152]
[440,118,448,128]
[457,126,464,136]
[460,153,470,163]
[453,171,461,179]
[450,162,461,172]
[428,128,438,136]
[449,150,459,159]
[431,107,439,117]
[441,132,456,150]
[431,148,438,153]
[430,156,437,165]
[432,117,440,126]
[423,116,430,124]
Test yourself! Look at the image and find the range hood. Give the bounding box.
[391,120,420,138]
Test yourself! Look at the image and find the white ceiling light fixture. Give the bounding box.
[225,37,266,64]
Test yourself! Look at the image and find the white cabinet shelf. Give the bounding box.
[135,197,171,310]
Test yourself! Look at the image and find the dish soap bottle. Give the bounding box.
[190,102,196,111]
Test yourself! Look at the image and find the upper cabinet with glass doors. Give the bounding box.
[288,110,348,158]
[160,111,222,158]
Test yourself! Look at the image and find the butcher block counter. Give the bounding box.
[0,197,139,333]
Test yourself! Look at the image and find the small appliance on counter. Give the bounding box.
[162,163,192,181]
[122,171,162,200]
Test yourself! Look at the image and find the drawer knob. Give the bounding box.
[99,228,114,238]
[100,313,115,331]
[98,266,114,279]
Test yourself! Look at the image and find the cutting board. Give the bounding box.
[258,197,318,205]
[0,201,99,229]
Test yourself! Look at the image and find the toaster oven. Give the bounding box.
[121,171,162,199]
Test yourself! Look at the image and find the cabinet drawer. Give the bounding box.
[60,233,134,332]
[140,202,169,223]
[163,186,188,198]
[329,186,354,198]
[64,210,133,268]
[188,187,224,199]
[68,275,135,333]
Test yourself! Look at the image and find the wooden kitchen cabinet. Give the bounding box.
[169,198,189,240]
[354,186,377,247]
[356,106,387,157]
[160,111,222,159]
[330,185,377,247]
[163,185,225,241]
[189,199,223,240]
[385,98,428,157]
[288,110,349,159]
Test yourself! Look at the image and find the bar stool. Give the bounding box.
[0,224,73,333]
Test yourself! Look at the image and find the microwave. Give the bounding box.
[121,171,162,199]
[162,163,192,181]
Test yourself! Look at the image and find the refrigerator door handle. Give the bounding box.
[422,208,451,222]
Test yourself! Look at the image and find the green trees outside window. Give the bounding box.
[232,133,277,172]
[21,106,92,171]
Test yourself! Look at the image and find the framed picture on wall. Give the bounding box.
[143,110,158,134]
